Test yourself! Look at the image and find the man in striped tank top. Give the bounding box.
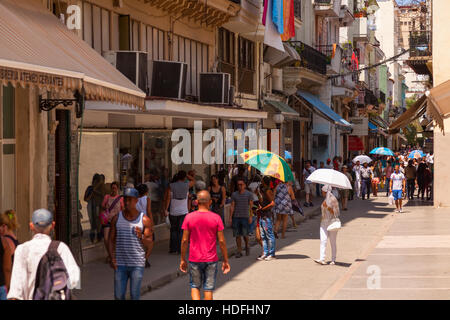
[108,188,153,300]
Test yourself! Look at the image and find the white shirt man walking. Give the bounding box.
[7,209,80,300]
[390,165,406,213]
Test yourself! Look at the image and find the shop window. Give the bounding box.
[143,132,173,226]
[119,132,142,189]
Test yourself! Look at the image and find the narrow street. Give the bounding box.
[141,195,415,300]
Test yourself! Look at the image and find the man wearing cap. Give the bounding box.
[7,209,80,300]
[108,187,153,300]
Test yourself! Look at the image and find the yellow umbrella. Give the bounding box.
[240,150,294,182]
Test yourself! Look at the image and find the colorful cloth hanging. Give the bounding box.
[272,0,284,35]
[262,0,268,25]
[281,0,295,41]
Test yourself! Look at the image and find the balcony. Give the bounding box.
[144,0,240,27]
[406,31,432,76]
[351,17,369,43]
[315,44,343,74]
[314,0,341,17]
[222,0,262,37]
[290,41,327,75]
[282,41,327,93]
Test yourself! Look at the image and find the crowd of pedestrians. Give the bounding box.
[0,147,434,300]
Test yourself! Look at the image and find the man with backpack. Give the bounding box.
[7,209,80,300]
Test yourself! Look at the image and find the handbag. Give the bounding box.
[100,196,121,226]
[327,218,341,231]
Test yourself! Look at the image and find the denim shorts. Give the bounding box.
[189,261,218,291]
[393,190,403,201]
[232,217,249,237]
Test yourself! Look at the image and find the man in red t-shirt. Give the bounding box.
[180,190,230,300]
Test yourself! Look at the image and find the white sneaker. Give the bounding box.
[329,261,336,265]
[395,209,399,213]
[257,255,267,261]
[399,208,403,213]
[314,259,327,265]
[264,255,276,261]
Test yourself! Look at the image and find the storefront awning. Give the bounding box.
[0,0,145,108]
[426,79,450,131]
[296,90,352,128]
[369,122,377,131]
[265,100,299,118]
[86,99,268,120]
[388,94,427,133]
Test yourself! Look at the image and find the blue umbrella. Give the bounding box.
[370,147,394,156]
[408,150,425,159]
[284,150,292,159]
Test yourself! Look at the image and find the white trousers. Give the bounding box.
[320,221,338,262]
[354,179,361,198]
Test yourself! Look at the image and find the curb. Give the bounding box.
[137,204,322,297]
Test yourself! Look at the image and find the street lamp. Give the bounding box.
[273,113,285,129]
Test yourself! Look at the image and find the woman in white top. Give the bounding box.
[136,184,154,267]
[315,185,340,265]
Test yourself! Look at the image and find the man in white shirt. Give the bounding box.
[7,209,80,300]
[390,166,406,213]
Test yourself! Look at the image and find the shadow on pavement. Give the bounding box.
[273,254,310,260]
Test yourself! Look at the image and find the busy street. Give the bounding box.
[2,0,450,305]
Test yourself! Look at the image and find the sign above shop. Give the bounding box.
[0,67,64,87]
[349,117,369,136]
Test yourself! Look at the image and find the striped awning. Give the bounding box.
[388,94,427,133]
[0,0,145,108]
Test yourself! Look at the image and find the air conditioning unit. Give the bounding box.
[151,60,187,99]
[199,73,230,104]
[104,51,148,94]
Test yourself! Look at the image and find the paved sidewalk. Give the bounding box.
[326,199,450,299]
[73,197,322,300]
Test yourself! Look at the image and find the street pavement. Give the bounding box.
[141,194,405,300]
[330,199,450,300]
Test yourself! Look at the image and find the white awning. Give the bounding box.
[0,0,145,108]
[86,99,268,120]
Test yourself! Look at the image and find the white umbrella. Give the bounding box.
[306,169,352,190]
[352,155,372,164]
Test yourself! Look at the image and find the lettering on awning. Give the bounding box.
[0,67,64,87]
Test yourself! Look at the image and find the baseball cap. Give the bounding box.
[123,187,139,198]
[32,209,53,227]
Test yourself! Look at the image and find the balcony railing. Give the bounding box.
[294,0,302,20]
[364,88,379,107]
[289,41,327,75]
[409,30,432,57]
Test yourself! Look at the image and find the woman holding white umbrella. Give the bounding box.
[306,169,350,265]
[315,184,341,265]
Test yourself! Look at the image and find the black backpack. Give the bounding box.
[33,241,72,300]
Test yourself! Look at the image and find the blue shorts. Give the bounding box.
[232,217,249,237]
[189,261,218,291]
[392,190,403,201]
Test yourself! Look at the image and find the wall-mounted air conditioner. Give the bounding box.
[104,51,148,94]
[199,73,231,104]
[150,60,188,99]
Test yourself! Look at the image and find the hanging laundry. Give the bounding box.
[264,0,285,52]
[281,0,295,41]
[262,0,269,25]
[272,0,284,35]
